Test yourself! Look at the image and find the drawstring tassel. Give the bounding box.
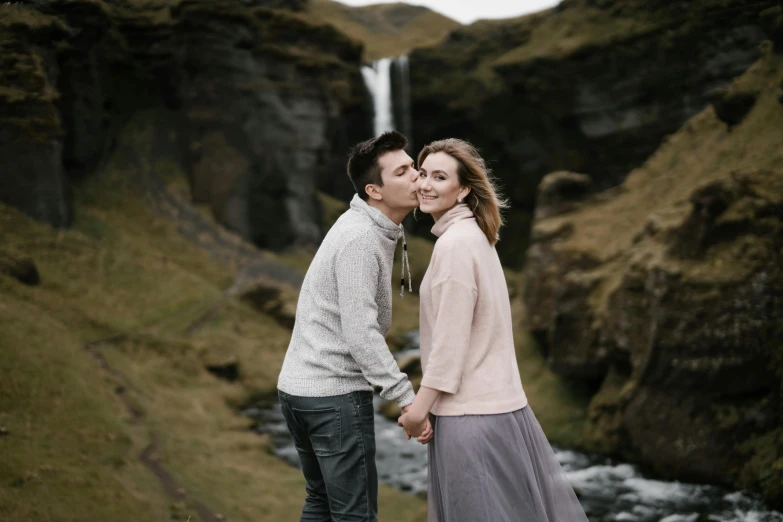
[400,225,413,297]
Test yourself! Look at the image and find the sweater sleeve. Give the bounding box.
[420,275,478,395]
[335,237,415,407]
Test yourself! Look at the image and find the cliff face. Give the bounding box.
[0,0,371,249]
[409,0,774,265]
[522,47,783,505]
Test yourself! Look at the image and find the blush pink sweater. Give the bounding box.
[419,204,528,416]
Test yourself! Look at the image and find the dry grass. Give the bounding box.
[303,0,460,60]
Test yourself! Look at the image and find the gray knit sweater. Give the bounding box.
[277,195,416,407]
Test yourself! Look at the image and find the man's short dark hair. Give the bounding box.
[347,131,408,201]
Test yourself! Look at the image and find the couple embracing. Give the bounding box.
[277,132,588,522]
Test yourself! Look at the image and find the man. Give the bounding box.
[277,131,425,521]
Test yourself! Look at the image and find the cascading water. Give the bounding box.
[361,55,411,141]
[362,57,395,136]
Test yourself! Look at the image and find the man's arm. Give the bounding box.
[336,237,415,407]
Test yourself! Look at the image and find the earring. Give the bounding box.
[458,197,463,203]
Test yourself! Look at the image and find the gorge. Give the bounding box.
[2,0,783,516]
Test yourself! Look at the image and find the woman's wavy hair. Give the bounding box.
[417,138,508,246]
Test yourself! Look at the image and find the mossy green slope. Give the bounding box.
[0,172,426,521]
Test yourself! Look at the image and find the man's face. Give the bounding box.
[374,149,420,210]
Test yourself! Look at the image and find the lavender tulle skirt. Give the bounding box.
[427,405,590,522]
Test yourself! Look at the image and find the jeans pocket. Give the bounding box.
[293,407,342,457]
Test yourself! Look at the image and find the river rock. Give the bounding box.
[521,49,783,506]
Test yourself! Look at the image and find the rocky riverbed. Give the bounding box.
[244,334,783,522]
[245,400,783,522]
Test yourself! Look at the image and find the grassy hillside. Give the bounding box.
[302,0,460,60]
[0,169,427,521]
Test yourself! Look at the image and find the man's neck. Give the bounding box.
[366,199,409,226]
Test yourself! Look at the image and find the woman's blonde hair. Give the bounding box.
[418,138,508,246]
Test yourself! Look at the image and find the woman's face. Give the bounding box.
[415,152,469,221]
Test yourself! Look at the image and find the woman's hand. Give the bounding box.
[417,417,434,444]
[398,386,441,444]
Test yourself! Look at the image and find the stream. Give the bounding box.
[244,334,783,522]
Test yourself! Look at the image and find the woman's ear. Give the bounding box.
[459,187,471,201]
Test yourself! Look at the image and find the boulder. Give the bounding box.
[709,87,758,126]
[235,277,297,329]
[0,250,41,286]
[535,171,594,219]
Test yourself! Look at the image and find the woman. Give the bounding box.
[398,139,589,522]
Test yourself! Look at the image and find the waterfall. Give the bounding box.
[361,57,395,137]
[361,56,412,144]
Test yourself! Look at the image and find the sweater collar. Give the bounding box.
[350,194,402,241]
[349,194,413,297]
[431,203,474,237]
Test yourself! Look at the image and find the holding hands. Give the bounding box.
[398,406,434,444]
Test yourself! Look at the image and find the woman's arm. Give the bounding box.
[398,386,441,441]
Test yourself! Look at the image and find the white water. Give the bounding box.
[247,330,783,521]
[361,57,400,137]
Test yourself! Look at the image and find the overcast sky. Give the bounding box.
[333,0,560,24]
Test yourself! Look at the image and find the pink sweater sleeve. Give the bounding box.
[420,244,478,394]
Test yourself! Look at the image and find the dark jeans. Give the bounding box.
[278,390,378,522]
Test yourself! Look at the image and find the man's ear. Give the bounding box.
[365,184,383,201]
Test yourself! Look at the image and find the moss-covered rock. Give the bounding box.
[0,249,40,286]
[522,49,783,507]
[409,0,773,266]
[0,0,372,250]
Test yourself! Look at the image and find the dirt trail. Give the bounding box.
[78,162,307,521]
[84,335,223,522]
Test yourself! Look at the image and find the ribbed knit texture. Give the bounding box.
[419,204,528,415]
[277,195,416,407]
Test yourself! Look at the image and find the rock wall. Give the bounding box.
[522,47,783,506]
[0,0,371,249]
[409,0,775,266]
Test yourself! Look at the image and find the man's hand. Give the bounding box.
[398,409,428,439]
